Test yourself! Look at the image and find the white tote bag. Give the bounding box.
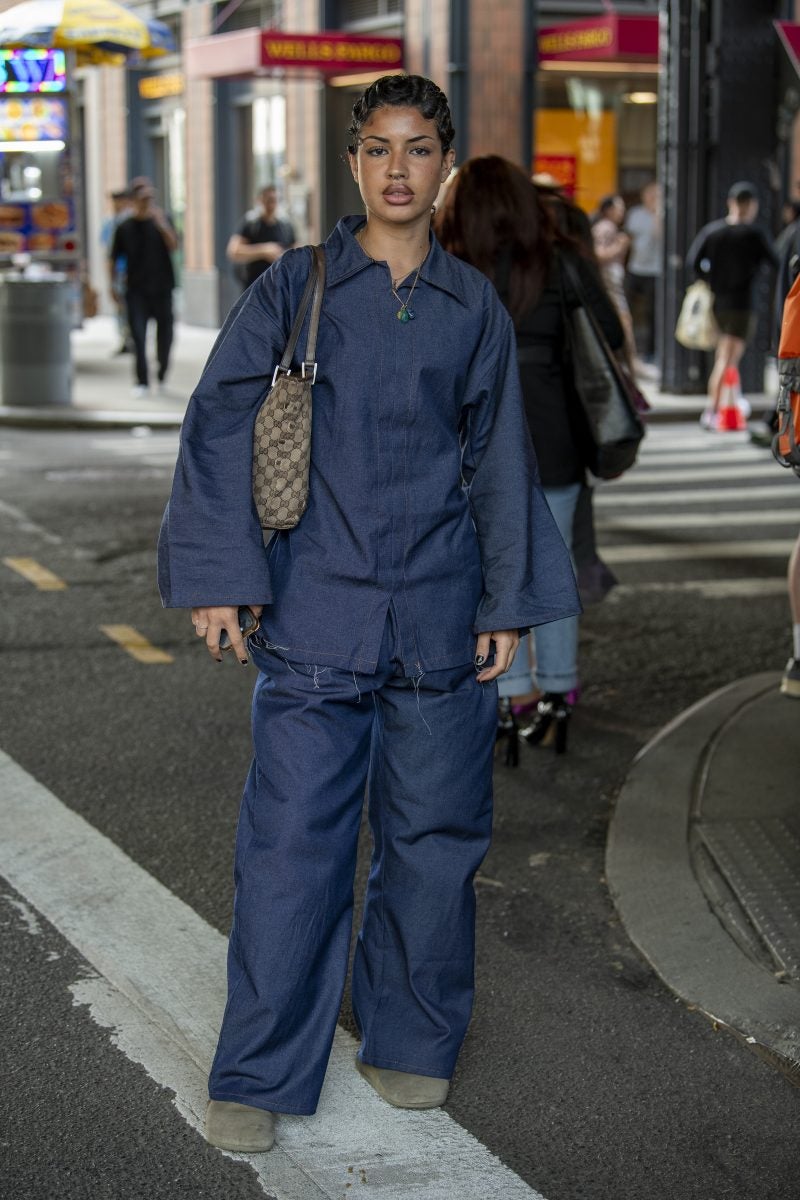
[675,280,719,351]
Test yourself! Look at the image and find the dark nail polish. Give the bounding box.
[240,659,248,666]
[475,655,485,667]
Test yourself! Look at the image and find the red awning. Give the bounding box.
[538,15,659,65]
[186,27,404,82]
[776,20,800,76]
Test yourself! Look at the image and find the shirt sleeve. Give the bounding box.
[460,289,582,635]
[109,223,123,263]
[157,257,295,608]
[687,227,709,277]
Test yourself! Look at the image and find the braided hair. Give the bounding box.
[347,75,455,155]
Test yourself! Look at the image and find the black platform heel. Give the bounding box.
[495,697,520,767]
[519,693,571,755]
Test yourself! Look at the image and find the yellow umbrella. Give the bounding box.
[0,0,175,66]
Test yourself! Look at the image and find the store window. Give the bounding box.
[237,92,286,205]
[535,72,658,212]
[214,0,281,34]
[338,0,404,24]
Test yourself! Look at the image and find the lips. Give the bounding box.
[383,186,414,205]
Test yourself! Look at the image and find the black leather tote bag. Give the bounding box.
[559,253,645,479]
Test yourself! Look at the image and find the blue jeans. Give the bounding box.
[208,612,497,1115]
[498,482,581,698]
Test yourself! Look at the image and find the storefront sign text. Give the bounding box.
[138,73,184,100]
[0,50,67,94]
[261,31,404,74]
[538,16,658,64]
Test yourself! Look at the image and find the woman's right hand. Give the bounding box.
[191,605,263,664]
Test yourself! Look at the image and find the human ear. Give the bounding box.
[441,149,456,181]
[348,150,358,184]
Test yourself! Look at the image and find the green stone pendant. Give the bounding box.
[397,308,410,323]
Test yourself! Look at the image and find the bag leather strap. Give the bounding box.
[276,244,326,382]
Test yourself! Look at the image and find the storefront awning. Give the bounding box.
[775,20,800,77]
[537,15,659,67]
[186,28,404,83]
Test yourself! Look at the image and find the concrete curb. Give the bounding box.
[606,673,800,1080]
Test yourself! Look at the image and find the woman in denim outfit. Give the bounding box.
[158,77,579,1152]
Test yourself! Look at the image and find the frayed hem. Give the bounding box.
[208,1089,317,1117]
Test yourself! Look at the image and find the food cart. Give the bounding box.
[0,49,81,306]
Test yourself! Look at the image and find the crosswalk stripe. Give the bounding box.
[639,434,752,453]
[601,540,796,565]
[0,750,544,1200]
[2,556,67,590]
[100,625,173,664]
[611,579,789,598]
[633,448,772,467]
[595,483,798,506]
[597,510,799,531]
[618,463,778,485]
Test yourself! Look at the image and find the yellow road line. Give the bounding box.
[2,557,67,590]
[100,625,173,664]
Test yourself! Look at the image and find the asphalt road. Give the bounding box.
[1,425,798,1200]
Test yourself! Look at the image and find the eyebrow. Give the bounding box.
[360,134,436,144]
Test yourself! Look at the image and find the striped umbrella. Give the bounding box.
[0,0,175,65]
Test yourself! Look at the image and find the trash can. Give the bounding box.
[0,274,72,407]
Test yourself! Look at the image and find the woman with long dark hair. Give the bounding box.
[436,155,624,754]
[158,80,578,1151]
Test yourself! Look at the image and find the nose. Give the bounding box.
[386,153,407,178]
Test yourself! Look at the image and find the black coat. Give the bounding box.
[496,249,624,487]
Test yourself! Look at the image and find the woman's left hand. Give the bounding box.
[474,630,520,682]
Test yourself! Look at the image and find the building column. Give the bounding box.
[660,0,788,393]
[182,3,217,326]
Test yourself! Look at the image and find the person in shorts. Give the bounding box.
[687,181,778,425]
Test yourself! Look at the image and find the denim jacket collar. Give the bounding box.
[324,214,470,308]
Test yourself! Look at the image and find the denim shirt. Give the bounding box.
[158,216,580,675]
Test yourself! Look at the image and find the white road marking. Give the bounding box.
[0,750,544,1200]
[597,509,799,531]
[608,579,789,599]
[617,463,778,485]
[594,484,797,506]
[3,892,42,936]
[0,498,64,545]
[638,434,752,452]
[633,447,774,467]
[601,540,795,565]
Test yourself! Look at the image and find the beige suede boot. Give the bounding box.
[204,1100,276,1152]
[355,1058,450,1109]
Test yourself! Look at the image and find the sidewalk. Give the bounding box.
[607,674,800,1081]
[0,316,217,429]
[0,314,769,430]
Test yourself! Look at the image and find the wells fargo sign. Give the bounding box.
[538,16,658,64]
[261,31,404,74]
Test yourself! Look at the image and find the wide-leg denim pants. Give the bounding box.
[208,619,497,1115]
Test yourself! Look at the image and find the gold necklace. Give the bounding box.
[357,228,427,323]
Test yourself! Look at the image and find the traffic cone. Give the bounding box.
[716,366,748,431]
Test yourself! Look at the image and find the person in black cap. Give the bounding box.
[687,181,778,425]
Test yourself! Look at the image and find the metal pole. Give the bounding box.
[448,0,470,159]
[521,0,538,170]
[658,0,712,393]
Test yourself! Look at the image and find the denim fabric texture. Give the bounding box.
[497,483,581,697]
[532,482,581,694]
[158,216,580,675]
[208,615,498,1115]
